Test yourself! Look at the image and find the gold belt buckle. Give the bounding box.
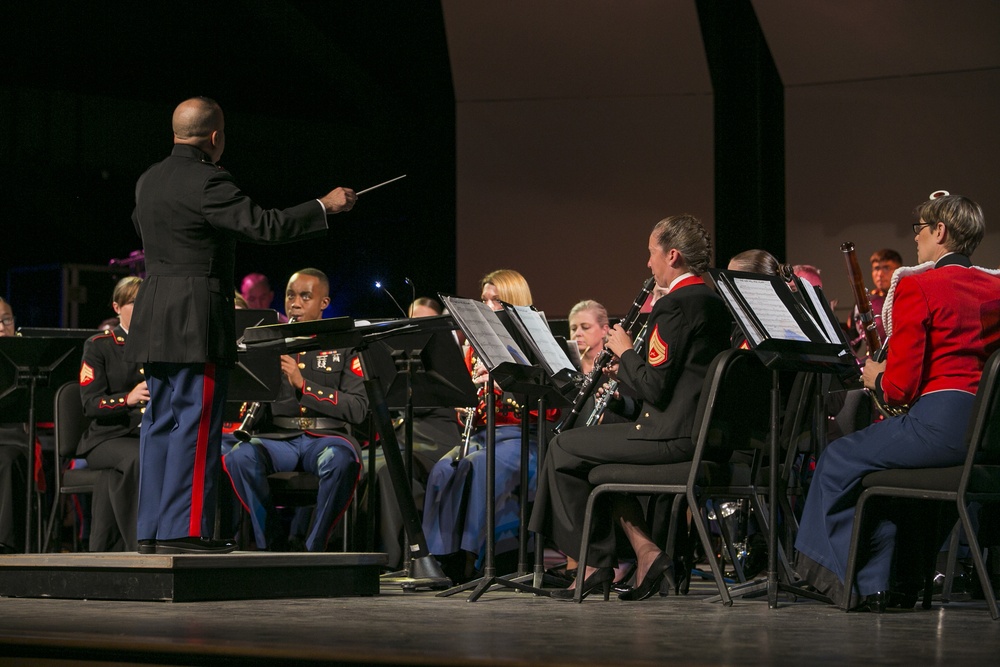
[298,417,314,429]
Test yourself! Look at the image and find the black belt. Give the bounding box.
[272,417,343,430]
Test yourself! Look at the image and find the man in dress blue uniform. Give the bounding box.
[223,269,367,551]
[795,193,1000,610]
[126,97,357,554]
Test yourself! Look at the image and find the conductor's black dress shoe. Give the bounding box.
[155,537,237,555]
[138,539,157,554]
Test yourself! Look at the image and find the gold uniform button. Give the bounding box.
[318,391,325,396]
[644,412,650,418]
[635,424,642,431]
[298,362,306,369]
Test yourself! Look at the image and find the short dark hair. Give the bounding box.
[869,248,903,265]
[913,194,985,257]
[290,268,330,296]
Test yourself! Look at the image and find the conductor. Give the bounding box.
[126,96,357,554]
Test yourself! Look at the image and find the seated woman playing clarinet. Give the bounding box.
[529,215,733,600]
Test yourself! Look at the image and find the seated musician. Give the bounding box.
[529,215,732,600]
[422,269,555,581]
[568,300,610,376]
[223,268,368,551]
[0,297,28,553]
[78,276,147,552]
[795,193,1000,611]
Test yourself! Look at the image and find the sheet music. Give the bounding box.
[440,297,530,369]
[798,281,839,344]
[733,278,810,342]
[717,281,764,345]
[508,305,576,374]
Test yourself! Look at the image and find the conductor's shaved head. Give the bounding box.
[172,97,225,162]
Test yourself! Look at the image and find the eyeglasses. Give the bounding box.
[0,316,14,328]
[912,221,936,235]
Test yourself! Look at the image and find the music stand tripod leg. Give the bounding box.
[360,364,449,590]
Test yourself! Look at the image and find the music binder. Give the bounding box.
[439,295,551,399]
[501,303,582,396]
[706,269,856,374]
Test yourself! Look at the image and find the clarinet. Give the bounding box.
[554,276,656,433]
[584,319,650,427]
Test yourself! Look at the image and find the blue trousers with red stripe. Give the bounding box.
[223,434,360,552]
[138,362,230,542]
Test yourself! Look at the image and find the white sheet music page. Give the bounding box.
[733,278,809,342]
[798,281,840,344]
[717,281,764,345]
[441,297,530,369]
[508,305,576,374]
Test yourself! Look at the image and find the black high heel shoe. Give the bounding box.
[549,567,614,601]
[619,552,673,601]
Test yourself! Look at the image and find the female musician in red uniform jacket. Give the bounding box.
[795,193,1000,610]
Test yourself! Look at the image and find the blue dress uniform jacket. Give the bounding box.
[224,347,368,551]
[127,143,330,544]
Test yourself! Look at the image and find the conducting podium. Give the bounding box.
[240,314,468,588]
[706,268,858,608]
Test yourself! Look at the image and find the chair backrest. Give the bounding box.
[690,349,772,460]
[962,348,1000,478]
[54,381,89,460]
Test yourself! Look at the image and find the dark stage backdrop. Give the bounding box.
[0,0,456,327]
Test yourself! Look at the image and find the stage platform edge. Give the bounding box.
[0,551,387,602]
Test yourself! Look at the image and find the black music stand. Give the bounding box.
[231,309,281,404]
[0,331,91,553]
[434,297,573,601]
[241,315,456,589]
[707,269,856,608]
[365,318,478,584]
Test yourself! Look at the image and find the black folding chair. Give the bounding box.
[843,349,1000,619]
[574,349,772,604]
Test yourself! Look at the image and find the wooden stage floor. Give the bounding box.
[1,574,998,666]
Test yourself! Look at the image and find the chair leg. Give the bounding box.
[842,492,870,612]
[958,502,999,620]
[941,521,961,603]
[574,488,601,603]
[688,488,732,605]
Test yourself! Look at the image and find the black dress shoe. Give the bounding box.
[550,567,614,601]
[138,540,157,555]
[619,552,673,602]
[851,591,889,613]
[155,537,237,555]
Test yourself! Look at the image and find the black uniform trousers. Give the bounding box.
[86,436,139,552]
[528,422,694,568]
